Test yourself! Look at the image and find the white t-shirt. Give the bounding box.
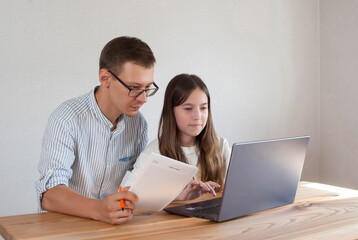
[123,137,231,187]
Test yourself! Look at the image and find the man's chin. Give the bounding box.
[124,110,139,117]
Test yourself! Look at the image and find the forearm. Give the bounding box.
[41,185,99,220]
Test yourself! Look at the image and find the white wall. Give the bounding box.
[0,0,319,217]
[320,1,358,189]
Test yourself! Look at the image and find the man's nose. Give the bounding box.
[136,91,148,103]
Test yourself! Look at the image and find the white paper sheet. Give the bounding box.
[129,153,198,211]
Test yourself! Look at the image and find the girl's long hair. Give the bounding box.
[158,74,226,187]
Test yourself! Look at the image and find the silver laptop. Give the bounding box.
[164,136,310,222]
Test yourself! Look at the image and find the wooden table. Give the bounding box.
[1,181,358,239]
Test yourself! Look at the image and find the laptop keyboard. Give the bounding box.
[194,204,220,214]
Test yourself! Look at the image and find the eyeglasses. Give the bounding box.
[108,70,159,98]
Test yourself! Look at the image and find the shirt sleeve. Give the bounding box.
[35,113,75,211]
[220,137,231,178]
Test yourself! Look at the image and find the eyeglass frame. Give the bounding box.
[108,70,159,98]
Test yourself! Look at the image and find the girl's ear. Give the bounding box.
[99,69,112,88]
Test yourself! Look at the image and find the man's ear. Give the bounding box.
[99,69,111,88]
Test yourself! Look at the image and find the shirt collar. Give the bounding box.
[89,86,125,132]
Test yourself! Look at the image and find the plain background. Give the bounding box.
[0,0,356,218]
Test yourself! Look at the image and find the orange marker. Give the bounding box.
[119,186,125,211]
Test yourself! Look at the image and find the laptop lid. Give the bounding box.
[164,136,310,222]
[218,136,309,222]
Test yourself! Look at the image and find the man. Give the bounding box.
[36,36,157,225]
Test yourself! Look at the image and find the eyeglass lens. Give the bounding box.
[129,88,157,97]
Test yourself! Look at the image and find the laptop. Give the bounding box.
[164,136,310,222]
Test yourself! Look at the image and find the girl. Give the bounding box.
[125,74,231,200]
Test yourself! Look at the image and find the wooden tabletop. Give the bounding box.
[1,181,358,240]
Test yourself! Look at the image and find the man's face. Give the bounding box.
[108,62,155,117]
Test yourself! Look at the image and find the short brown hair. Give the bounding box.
[99,36,156,74]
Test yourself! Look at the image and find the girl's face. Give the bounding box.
[174,88,209,147]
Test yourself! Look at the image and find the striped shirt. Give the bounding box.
[36,87,148,211]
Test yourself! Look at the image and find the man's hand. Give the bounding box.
[175,180,220,201]
[93,189,138,225]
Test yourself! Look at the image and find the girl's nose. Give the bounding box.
[193,108,200,119]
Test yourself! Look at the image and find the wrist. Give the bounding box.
[88,198,101,221]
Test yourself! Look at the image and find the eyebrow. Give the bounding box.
[181,103,208,106]
[126,81,155,87]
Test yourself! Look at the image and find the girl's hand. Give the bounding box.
[175,180,221,201]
